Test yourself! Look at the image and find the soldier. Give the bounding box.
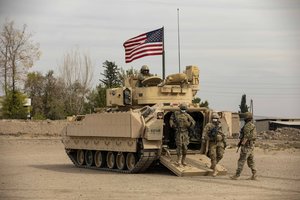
[137,65,153,87]
[203,112,227,177]
[169,103,195,166]
[231,112,257,180]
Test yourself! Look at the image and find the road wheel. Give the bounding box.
[107,152,115,169]
[94,151,104,168]
[116,152,126,170]
[126,153,136,171]
[85,150,94,167]
[77,149,85,166]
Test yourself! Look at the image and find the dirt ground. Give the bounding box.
[0,136,299,200]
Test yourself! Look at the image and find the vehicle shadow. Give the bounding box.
[29,164,108,174]
[144,164,175,176]
[29,163,175,176]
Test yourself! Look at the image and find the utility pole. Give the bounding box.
[177,8,181,73]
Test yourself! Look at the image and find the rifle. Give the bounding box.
[208,127,218,140]
[171,112,178,130]
[236,140,242,153]
[236,127,244,153]
[204,139,209,155]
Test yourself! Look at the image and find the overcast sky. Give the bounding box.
[0,0,299,118]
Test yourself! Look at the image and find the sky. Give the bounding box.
[0,0,299,118]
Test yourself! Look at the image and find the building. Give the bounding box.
[218,111,240,137]
[255,118,300,132]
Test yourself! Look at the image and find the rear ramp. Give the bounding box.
[159,150,227,177]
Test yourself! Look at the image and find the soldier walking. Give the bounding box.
[169,103,195,167]
[203,113,227,177]
[231,112,257,180]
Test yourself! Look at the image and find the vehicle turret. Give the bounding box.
[106,65,199,108]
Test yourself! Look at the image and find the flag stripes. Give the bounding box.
[123,28,163,63]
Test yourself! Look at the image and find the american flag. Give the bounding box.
[123,28,164,63]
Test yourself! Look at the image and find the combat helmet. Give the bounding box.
[140,65,149,74]
[244,112,253,120]
[211,112,220,123]
[212,112,220,119]
[179,103,188,111]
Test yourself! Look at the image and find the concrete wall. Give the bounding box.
[219,111,240,137]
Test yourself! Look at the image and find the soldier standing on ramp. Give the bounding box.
[169,103,195,167]
[203,113,227,177]
[231,112,257,180]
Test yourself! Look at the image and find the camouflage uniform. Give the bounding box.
[203,122,226,171]
[169,109,195,165]
[235,121,257,178]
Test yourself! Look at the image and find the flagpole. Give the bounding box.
[177,8,181,73]
[162,26,165,79]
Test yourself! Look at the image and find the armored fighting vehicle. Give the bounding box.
[62,65,227,176]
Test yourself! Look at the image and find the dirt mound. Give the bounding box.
[0,119,68,137]
[259,127,300,141]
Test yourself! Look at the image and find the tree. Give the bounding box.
[2,90,27,119]
[119,67,139,85]
[59,48,93,115]
[24,72,45,118]
[43,71,65,119]
[24,70,67,120]
[192,97,209,108]
[64,81,87,116]
[100,60,122,88]
[83,61,123,113]
[84,84,106,113]
[0,20,41,96]
[239,94,249,113]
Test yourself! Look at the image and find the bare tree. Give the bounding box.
[0,19,41,95]
[119,66,139,85]
[59,48,93,115]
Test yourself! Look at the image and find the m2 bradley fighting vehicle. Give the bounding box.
[62,65,227,176]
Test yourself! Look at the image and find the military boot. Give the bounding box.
[247,172,257,180]
[181,155,187,166]
[230,174,240,180]
[212,168,218,177]
[177,155,182,166]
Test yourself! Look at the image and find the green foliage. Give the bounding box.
[1,90,28,119]
[192,97,201,103]
[24,72,45,117]
[24,70,66,120]
[239,94,249,113]
[84,61,127,113]
[100,60,122,88]
[192,97,209,108]
[43,71,66,119]
[32,113,46,120]
[84,84,106,113]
